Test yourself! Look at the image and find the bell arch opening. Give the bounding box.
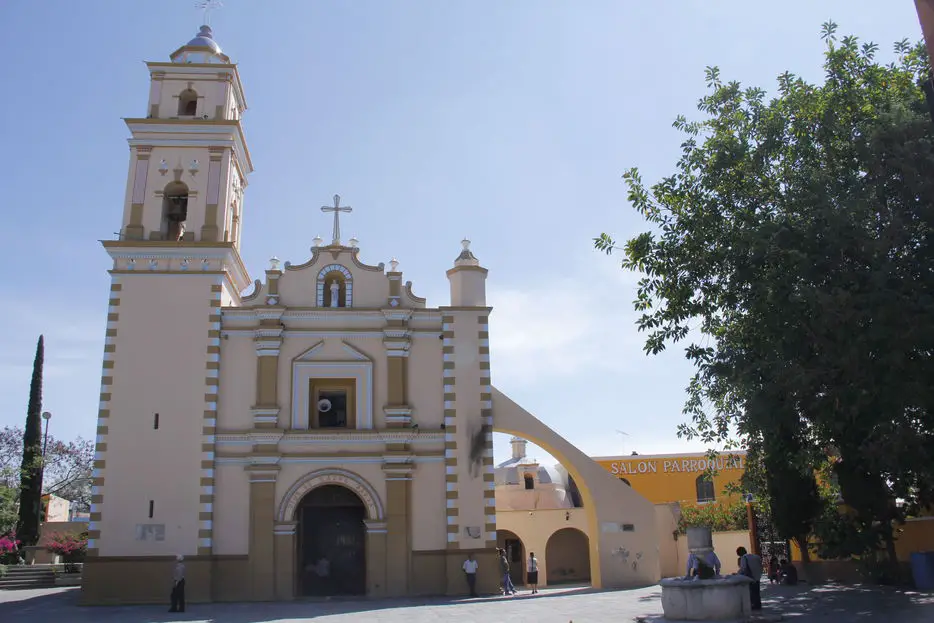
[161,181,189,241]
[178,89,198,116]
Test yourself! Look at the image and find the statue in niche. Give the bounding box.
[329,280,341,308]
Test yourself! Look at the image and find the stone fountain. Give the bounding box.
[658,527,754,621]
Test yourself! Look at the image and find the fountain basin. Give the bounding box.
[659,575,754,621]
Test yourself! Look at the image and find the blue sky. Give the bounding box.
[0,1,923,466]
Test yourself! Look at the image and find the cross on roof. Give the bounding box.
[195,0,223,26]
[321,194,352,245]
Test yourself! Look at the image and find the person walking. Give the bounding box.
[462,553,479,597]
[736,547,763,611]
[168,554,186,613]
[498,548,517,595]
[527,552,540,594]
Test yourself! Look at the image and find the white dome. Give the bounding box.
[171,26,230,64]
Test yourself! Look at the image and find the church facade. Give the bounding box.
[83,25,660,604]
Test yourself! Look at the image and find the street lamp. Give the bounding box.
[41,411,52,456]
[39,412,51,521]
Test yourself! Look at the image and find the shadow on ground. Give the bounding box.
[3,585,610,622]
[634,582,934,623]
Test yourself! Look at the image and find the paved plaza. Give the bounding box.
[2,583,932,622]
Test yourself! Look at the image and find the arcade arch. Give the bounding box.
[545,528,591,585]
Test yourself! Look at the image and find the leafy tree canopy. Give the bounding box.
[0,426,93,534]
[596,22,934,565]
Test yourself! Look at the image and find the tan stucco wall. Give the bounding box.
[216,332,255,429]
[495,484,573,511]
[411,462,447,551]
[655,503,681,578]
[492,387,660,588]
[407,336,444,428]
[98,275,216,557]
[212,463,250,555]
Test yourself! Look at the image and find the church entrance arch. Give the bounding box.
[296,485,366,596]
[277,468,386,598]
[545,528,591,585]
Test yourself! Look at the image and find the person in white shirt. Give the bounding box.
[527,552,540,594]
[462,553,479,597]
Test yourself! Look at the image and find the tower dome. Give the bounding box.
[170,25,230,64]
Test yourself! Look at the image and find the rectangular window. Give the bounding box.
[318,389,348,428]
[153,413,159,430]
[148,500,154,518]
[622,524,635,532]
[310,379,356,429]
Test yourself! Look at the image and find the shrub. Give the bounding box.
[678,501,748,534]
[0,533,21,565]
[44,531,88,572]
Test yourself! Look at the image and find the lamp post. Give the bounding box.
[39,411,51,522]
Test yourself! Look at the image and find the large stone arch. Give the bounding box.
[278,468,385,522]
[492,387,660,589]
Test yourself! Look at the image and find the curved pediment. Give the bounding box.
[238,245,426,310]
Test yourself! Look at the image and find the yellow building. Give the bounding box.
[591,452,747,506]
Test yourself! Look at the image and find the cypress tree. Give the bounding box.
[16,335,44,546]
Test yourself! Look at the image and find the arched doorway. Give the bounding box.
[496,529,526,587]
[545,528,591,585]
[296,484,366,596]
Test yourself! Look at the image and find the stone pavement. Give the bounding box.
[1,582,932,622]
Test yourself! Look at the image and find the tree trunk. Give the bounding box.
[794,535,812,563]
[15,336,44,547]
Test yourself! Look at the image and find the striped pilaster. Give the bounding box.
[199,280,223,555]
[88,278,122,557]
[478,314,497,548]
[442,314,459,547]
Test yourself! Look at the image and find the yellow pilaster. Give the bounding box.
[247,466,279,601]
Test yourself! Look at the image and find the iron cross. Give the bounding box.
[195,0,223,26]
[321,194,352,245]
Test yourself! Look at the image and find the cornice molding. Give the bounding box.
[125,120,253,174]
[215,430,443,445]
[102,242,250,292]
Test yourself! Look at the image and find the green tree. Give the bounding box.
[16,336,44,546]
[596,23,934,573]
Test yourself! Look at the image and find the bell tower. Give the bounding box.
[119,24,252,247]
[84,25,252,604]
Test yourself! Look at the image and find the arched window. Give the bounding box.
[618,477,631,487]
[696,474,715,503]
[161,182,189,241]
[523,474,535,490]
[178,89,198,116]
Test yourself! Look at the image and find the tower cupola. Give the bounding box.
[170,25,230,64]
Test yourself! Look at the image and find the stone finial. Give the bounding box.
[390,258,400,272]
[455,238,479,266]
